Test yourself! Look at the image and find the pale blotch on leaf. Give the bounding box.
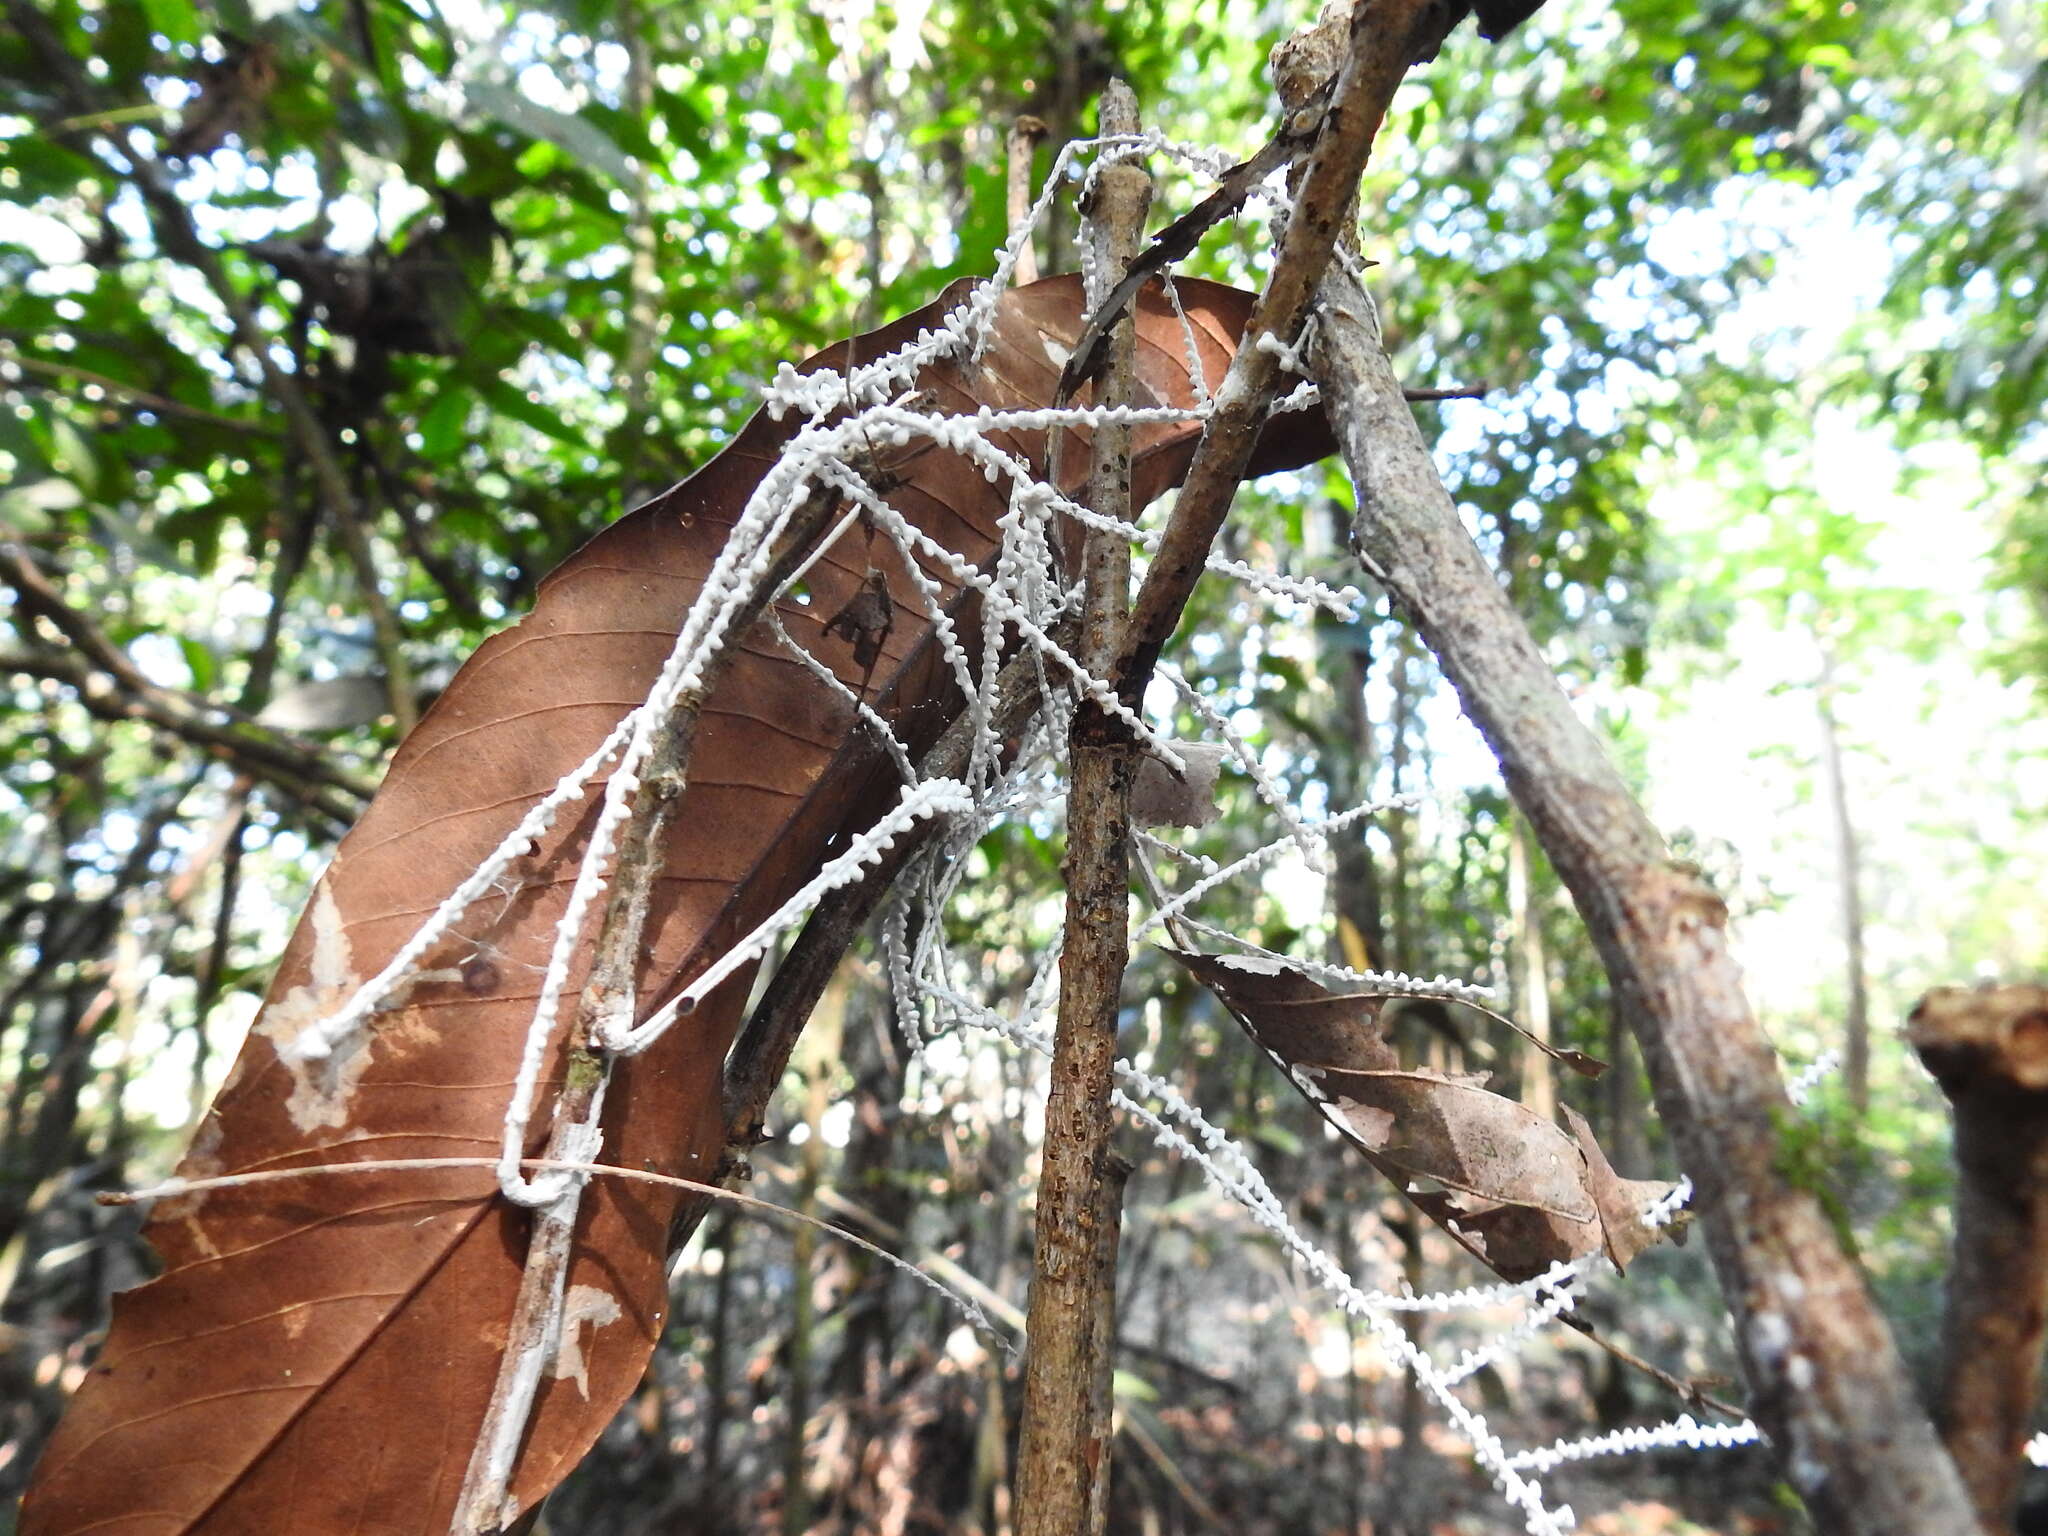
[551,1285,624,1400]
[1331,1094,1397,1147]
[255,882,373,1133]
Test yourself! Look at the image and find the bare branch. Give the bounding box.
[1308,258,1982,1535]
[1110,0,1445,713]
[1015,76,1149,1536]
[2,541,374,821]
[0,345,280,436]
[0,643,365,827]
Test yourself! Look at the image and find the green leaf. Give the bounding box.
[417,389,471,462]
[0,477,81,530]
[47,415,98,496]
[480,378,586,449]
[137,0,200,45]
[462,80,635,187]
[178,635,217,692]
[1109,1370,1158,1405]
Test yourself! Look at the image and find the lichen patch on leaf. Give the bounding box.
[255,882,373,1132]
[551,1286,624,1399]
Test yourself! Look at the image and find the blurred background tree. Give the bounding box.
[2,0,2041,1530]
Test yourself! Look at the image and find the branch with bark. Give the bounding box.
[454,470,868,1533]
[1109,0,1443,710]
[2,544,373,825]
[1306,256,1983,1534]
[1014,76,1149,1536]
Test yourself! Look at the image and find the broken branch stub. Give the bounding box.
[1912,984,2048,1531]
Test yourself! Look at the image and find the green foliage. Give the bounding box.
[1839,0,2048,450]
[1994,496,2048,687]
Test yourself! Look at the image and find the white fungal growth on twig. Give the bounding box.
[248,127,1726,1536]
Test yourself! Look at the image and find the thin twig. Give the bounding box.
[453,474,861,1534]
[240,495,319,713]
[1109,0,1446,714]
[1015,76,1149,1536]
[0,346,281,435]
[93,1155,1008,1350]
[809,1181,1027,1334]
[1056,92,1332,403]
[1559,1315,1745,1421]
[3,538,160,692]
[323,472,420,735]
[1402,383,1489,401]
[182,792,250,1127]
[1123,1411,1229,1529]
[361,441,484,625]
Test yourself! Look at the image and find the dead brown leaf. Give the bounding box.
[22,277,1331,1535]
[1168,948,1679,1283]
[1129,742,1227,829]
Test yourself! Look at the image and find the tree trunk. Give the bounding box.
[1914,984,2048,1535]
[1817,642,1871,1111]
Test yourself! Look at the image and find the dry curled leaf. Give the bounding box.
[1129,741,1227,829]
[21,276,1330,1536]
[1169,948,1678,1282]
[822,564,898,680]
